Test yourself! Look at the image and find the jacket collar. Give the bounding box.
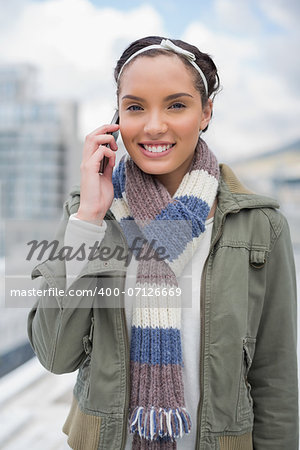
[217,163,279,212]
[211,163,279,248]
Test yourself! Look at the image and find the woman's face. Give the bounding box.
[118,54,212,186]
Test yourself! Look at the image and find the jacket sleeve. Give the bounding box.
[27,194,102,375]
[248,213,299,449]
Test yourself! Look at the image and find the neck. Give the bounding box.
[154,154,195,197]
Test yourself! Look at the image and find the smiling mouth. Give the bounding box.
[139,143,175,153]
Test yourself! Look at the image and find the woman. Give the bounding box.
[28,36,298,450]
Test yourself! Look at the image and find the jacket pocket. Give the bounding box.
[74,317,94,399]
[236,337,256,423]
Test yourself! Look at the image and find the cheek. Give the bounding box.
[176,117,200,139]
[119,118,139,142]
[119,126,132,145]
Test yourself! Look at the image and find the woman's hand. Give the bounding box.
[76,123,119,225]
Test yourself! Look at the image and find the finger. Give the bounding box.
[81,146,116,173]
[83,134,118,160]
[88,123,120,136]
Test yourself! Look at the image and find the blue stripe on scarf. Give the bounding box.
[141,220,190,261]
[130,326,183,365]
[155,196,210,237]
[138,197,209,262]
[119,217,144,249]
[175,195,210,226]
[112,157,126,199]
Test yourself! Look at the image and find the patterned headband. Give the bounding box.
[117,38,209,96]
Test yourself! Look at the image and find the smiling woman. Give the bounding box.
[27,35,298,450]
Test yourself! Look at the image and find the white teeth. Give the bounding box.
[143,144,173,153]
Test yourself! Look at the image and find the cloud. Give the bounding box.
[260,0,300,29]
[214,0,263,34]
[2,0,164,70]
[257,1,300,93]
[182,14,300,160]
[0,0,299,159]
[0,0,28,30]
[0,0,165,123]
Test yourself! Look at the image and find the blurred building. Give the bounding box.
[0,64,80,220]
[0,64,81,377]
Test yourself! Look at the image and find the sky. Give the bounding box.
[0,0,299,160]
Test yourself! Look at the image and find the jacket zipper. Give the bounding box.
[111,220,130,450]
[195,251,210,449]
[121,290,130,449]
[195,208,240,449]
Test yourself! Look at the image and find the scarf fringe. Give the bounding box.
[129,406,192,441]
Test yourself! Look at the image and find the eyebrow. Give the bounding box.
[121,92,194,101]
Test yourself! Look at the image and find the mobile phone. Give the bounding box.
[98,110,119,174]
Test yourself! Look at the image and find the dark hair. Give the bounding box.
[114,36,220,108]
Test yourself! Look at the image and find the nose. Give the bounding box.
[143,111,168,136]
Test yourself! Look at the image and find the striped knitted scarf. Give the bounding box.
[111,138,219,449]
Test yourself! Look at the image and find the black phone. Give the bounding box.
[98,110,119,174]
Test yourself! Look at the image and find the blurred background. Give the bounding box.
[0,0,299,448]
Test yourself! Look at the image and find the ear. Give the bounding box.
[200,98,213,131]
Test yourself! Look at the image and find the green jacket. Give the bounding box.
[27,164,298,450]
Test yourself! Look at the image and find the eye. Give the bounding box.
[169,102,186,109]
[127,105,143,111]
